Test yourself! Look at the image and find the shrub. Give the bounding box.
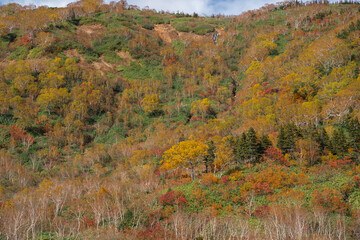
[254,205,270,218]
[265,147,288,165]
[93,35,126,55]
[201,173,218,186]
[52,39,84,53]
[312,187,348,213]
[28,47,43,59]
[83,48,100,63]
[141,22,154,30]
[172,22,190,32]
[193,24,215,35]
[148,16,170,24]
[253,182,273,195]
[79,17,106,26]
[8,46,29,60]
[159,190,187,207]
[104,51,122,63]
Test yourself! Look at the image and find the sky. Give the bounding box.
[0,0,282,15]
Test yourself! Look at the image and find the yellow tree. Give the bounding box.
[141,94,160,114]
[191,98,211,118]
[81,0,104,13]
[37,88,69,114]
[39,71,65,88]
[162,140,208,180]
[212,136,234,173]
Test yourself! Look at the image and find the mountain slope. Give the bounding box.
[0,1,360,239]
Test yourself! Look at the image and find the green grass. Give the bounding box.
[104,51,122,63]
[117,60,164,80]
[270,34,288,57]
[8,46,29,60]
[28,47,44,59]
[94,124,126,144]
[170,18,216,35]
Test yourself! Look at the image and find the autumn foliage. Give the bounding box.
[0,0,360,239]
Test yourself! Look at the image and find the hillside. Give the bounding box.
[0,0,360,239]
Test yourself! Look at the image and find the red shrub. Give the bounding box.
[10,124,34,147]
[82,216,95,228]
[136,223,174,240]
[328,156,352,169]
[353,175,360,188]
[312,187,348,213]
[253,182,273,195]
[265,147,288,165]
[220,175,230,185]
[159,190,187,207]
[19,34,31,46]
[254,205,270,217]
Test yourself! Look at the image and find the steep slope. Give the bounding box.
[0,1,360,239]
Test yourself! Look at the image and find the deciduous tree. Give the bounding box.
[162,140,208,180]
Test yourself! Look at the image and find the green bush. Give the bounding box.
[28,47,44,59]
[117,61,163,80]
[55,39,84,52]
[141,22,154,30]
[172,40,185,56]
[193,24,215,35]
[79,17,106,26]
[172,22,190,32]
[8,46,29,60]
[172,21,215,35]
[0,127,10,147]
[55,20,77,33]
[83,48,100,63]
[93,35,126,55]
[1,32,17,43]
[148,16,170,24]
[104,51,122,63]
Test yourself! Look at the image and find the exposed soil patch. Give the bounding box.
[216,28,226,38]
[154,24,179,43]
[92,57,115,74]
[116,51,133,66]
[178,31,211,43]
[76,25,106,48]
[154,24,212,44]
[64,49,92,70]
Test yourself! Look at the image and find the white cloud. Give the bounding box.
[207,0,279,15]
[127,0,212,15]
[127,0,282,15]
[0,0,284,15]
[1,0,73,7]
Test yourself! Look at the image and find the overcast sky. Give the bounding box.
[0,0,282,15]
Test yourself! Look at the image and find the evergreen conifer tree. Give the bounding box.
[260,134,272,154]
[331,128,348,155]
[235,133,249,164]
[317,128,330,153]
[247,128,261,163]
[347,118,360,151]
[204,140,215,173]
[277,124,298,154]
